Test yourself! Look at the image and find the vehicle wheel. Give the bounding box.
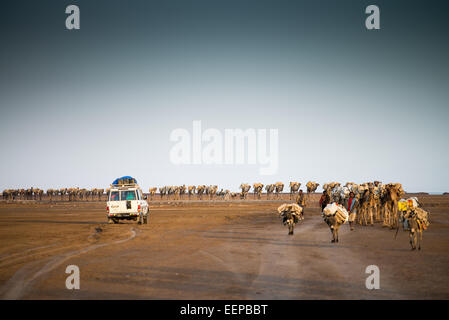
[108,218,114,224]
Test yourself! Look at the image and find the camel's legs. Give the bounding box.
[409,230,416,250]
[418,230,423,250]
[368,207,374,225]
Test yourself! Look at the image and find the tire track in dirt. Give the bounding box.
[0,245,84,269]
[0,227,137,300]
[0,244,58,261]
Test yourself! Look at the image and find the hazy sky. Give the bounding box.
[1,0,448,192]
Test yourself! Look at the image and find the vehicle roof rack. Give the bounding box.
[110,183,138,187]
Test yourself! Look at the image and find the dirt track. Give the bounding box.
[0,195,448,299]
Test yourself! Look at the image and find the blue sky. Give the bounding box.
[1,0,448,192]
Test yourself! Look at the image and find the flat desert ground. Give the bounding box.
[0,194,448,299]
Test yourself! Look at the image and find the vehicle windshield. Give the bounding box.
[109,191,119,201]
[121,190,137,200]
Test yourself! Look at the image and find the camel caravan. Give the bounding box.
[319,181,408,229]
[153,180,318,201]
[316,181,430,249]
[273,180,431,250]
[0,180,340,203]
[2,188,106,202]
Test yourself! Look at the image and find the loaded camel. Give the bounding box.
[187,186,196,199]
[278,203,304,235]
[148,187,157,200]
[240,183,251,200]
[274,182,284,199]
[383,183,404,229]
[400,206,430,250]
[289,182,301,200]
[265,184,275,200]
[253,183,264,199]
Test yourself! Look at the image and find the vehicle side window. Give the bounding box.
[110,191,119,201]
[136,190,141,200]
[121,191,137,200]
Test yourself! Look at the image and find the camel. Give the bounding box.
[47,189,56,201]
[197,185,206,200]
[306,181,319,193]
[59,188,67,201]
[356,184,373,226]
[289,182,301,200]
[240,183,251,200]
[159,186,167,199]
[355,184,365,224]
[401,207,430,250]
[25,188,33,200]
[278,203,303,235]
[383,183,404,229]
[148,187,157,200]
[97,188,104,200]
[5,189,19,201]
[179,185,187,200]
[322,203,349,242]
[90,188,97,201]
[373,182,383,220]
[274,182,284,199]
[11,189,19,201]
[216,189,225,199]
[187,186,196,199]
[171,186,180,200]
[166,186,175,199]
[79,188,88,201]
[331,185,344,204]
[29,188,35,200]
[323,214,344,243]
[322,183,336,202]
[253,183,264,199]
[2,190,9,201]
[67,187,80,201]
[265,184,275,200]
[208,185,218,200]
[29,188,36,200]
[368,183,380,222]
[33,188,43,201]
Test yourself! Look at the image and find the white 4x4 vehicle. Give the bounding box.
[106,177,149,224]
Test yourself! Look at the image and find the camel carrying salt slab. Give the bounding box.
[277,203,303,215]
[414,207,430,228]
[323,203,348,224]
[334,206,349,224]
[323,203,339,216]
